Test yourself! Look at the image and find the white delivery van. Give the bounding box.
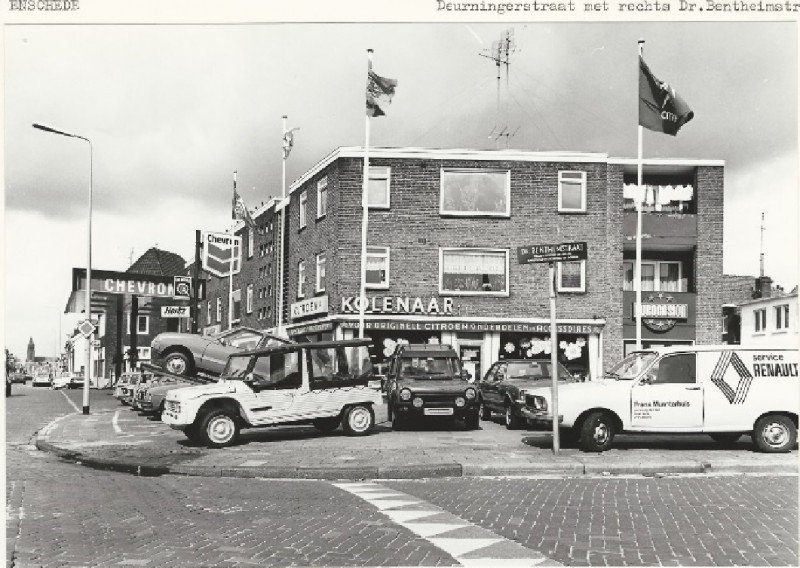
[522,346,798,453]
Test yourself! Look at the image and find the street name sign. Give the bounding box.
[517,241,587,264]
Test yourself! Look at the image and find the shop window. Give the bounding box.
[246,284,254,314]
[754,308,767,332]
[231,289,242,323]
[558,171,587,213]
[299,191,307,229]
[316,253,327,293]
[440,248,508,296]
[298,261,306,299]
[556,260,586,293]
[366,246,390,289]
[440,169,510,217]
[623,261,682,292]
[317,176,328,219]
[368,166,391,209]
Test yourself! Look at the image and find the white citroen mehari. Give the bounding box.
[523,346,799,453]
[161,338,382,448]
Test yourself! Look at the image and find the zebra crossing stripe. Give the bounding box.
[334,481,560,567]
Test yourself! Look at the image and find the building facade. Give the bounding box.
[738,292,799,348]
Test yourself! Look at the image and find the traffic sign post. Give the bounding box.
[517,241,587,455]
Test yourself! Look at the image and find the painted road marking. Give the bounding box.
[59,390,81,413]
[112,410,124,434]
[334,482,560,567]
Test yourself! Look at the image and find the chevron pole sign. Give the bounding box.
[201,231,242,278]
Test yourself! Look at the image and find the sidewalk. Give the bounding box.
[37,391,799,480]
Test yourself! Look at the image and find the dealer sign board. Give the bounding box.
[290,296,329,320]
[161,306,191,318]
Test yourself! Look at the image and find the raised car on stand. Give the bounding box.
[384,344,479,430]
[478,359,577,429]
[150,327,291,377]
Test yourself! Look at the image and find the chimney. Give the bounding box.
[755,276,773,298]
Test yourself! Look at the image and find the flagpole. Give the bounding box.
[635,40,645,351]
[230,170,236,331]
[358,50,373,340]
[279,115,287,333]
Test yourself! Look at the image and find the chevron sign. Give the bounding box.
[201,231,241,278]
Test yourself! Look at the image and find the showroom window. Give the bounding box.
[623,261,682,292]
[298,260,306,299]
[440,248,508,296]
[316,253,327,293]
[299,191,307,229]
[440,169,510,217]
[368,166,391,209]
[558,170,587,213]
[557,260,586,293]
[366,247,390,289]
[317,176,328,219]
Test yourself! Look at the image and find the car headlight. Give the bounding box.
[454,397,466,407]
[465,387,476,400]
[412,397,424,408]
[532,396,547,411]
[399,388,412,401]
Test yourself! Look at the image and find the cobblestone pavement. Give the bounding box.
[387,476,799,566]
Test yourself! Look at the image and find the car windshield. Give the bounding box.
[399,356,459,379]
[222,355,251,379]
[605,351,658,380]
[505,361,573,381]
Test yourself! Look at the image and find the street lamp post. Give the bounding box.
[33,122,93,415]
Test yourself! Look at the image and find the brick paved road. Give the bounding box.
[388,476,799,566]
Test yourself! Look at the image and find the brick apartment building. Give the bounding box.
[201,147,735,381]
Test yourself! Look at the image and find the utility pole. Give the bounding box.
[759,212,765,278]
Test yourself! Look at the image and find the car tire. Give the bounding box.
[164,352,194,376]
[155,401,165,421]
[342,405,375,436]
[464,409,480,430]
[387,401,394,422]
[313,416,341,434]
[480,401,492,421]
[753,414,797,453]
[709,433,742,445]
[184,423,202,443]
[198,408,240,448]
[578,411,615,452]
[504,404,525,430]
[392,412,408,431]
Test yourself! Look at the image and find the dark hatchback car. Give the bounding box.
[479,359,577,429]
[384,344,479,430]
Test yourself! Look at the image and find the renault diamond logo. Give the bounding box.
[710,352,753,405]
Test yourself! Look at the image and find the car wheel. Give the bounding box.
[198,408,240,448]
[313,416,341,434]
[342,405,375,436]
[164,352,194,376]
[753,414,797,453]
[480,401,492,421]
[709,433,742,445]
[578,411,615,452]
[155,401,165,421]
[392,411,408,431]
[464,409,480,430]
[505,404,525,430]
[184,423,202,443]
[387,401,394,422]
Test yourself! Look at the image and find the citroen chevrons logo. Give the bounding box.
[710,352,753,405]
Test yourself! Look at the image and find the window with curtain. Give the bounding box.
[557,261,586,293]
[366,247,389,288]
[440,248,508,294]
[368,166,391,209]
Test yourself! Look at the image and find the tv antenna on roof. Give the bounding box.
[480,28,518,149]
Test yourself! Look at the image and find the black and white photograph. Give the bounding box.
[3,6,799,567]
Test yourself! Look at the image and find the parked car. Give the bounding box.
[150,327,292,377]
[9,372,27,384]
[138,373,216,418]
[384,343,479,430]
[68,373,84,389]
[32,372,52,387]
[478,359,577,429]
[162,338,382,448]
[51,372,73,390]
[129,372,155,410]
[113,373,140,404]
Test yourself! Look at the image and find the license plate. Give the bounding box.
[424,408,454,416]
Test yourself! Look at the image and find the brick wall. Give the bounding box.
[695,166,725,344]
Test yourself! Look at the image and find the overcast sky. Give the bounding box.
[4,21,798,358]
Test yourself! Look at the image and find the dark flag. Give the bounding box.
[639,56,694,136]
[366,69,398,117]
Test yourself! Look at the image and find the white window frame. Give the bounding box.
[316,253,327,293]
[368,166,391,209]
[623,261,683,292]
[366,246,390,289]
[298,260,306,299]
[231,289,242,323]
[440,168,511,217]
[558,170,587,213]
[556,260,587,293]
[247,229,254,259]
[317,176,328,219]
[216,298,222,323]
[439,247,509,297]
[246,284,254,314]
[125,313,150,335]
[207,301,212,325]
[754,308,767,332]
[299,191,307,229]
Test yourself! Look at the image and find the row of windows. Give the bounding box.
[296,167,590,231]
[754,304,791,333]
[623,261,684,293]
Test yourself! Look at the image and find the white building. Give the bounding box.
[738,292,799,348]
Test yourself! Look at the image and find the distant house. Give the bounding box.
[738,290,798,348]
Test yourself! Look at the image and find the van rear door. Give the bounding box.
[630,353,703,430]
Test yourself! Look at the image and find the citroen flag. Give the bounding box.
[201,231,241,278]
[639,56,694,136]
[366,69,397,117]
